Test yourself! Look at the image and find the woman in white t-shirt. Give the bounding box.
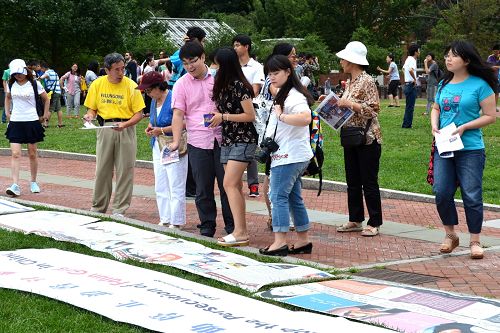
[4,59,49,197]
[259,54,314,257]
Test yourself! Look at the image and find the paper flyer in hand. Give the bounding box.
[315,92,354,131]
[161,146,180,165]
[81,122,118,129]
[435,123,464,158]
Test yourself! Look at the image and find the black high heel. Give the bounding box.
[288,242,313,254]
[259,245,289,257]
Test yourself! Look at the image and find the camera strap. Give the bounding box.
[263,102,279,141]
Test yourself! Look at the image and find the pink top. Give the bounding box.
[171,68,222,149]
[61,71,81,95]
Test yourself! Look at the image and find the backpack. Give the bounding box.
[302,108,324,196]
[433,66,443,81]
[9,80,44,117]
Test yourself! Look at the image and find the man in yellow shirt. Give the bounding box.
[83,53,145,216]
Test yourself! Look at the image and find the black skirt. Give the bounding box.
[5,120,45,144]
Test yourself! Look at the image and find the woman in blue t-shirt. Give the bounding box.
[430,40,497,259]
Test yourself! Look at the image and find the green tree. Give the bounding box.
[425,0,499,58]
[0,0,147,70]
[351,27,391,74]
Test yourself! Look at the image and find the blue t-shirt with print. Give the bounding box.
[435,75,493,150]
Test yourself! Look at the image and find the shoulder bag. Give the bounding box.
[340,118,372,147]
[152,104,188,156]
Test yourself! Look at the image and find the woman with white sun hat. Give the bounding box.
[333,41,383,237]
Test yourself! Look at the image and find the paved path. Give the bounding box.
[1,152,499,299]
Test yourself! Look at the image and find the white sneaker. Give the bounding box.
[30,182,40,193]
[112,213,125,218]
[6,183,21,196]
[158,221,170,226]
[168,224,182,229]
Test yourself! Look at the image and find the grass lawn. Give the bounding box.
[0,99,498,204]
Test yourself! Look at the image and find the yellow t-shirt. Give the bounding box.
[84,76,145,119]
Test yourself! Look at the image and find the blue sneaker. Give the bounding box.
[6,183,21,196]
[30,182,40,193]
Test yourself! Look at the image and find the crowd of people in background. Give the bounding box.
[1,27,498,260]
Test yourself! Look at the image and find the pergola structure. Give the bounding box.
[151,17,236,47]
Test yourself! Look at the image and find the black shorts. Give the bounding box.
[388,80,399,96]
[5,120,45,144]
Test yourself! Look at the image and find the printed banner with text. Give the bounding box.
[257,278,500,333]
[0,248,391,333]
[0,210,331,291]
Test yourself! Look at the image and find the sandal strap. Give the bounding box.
[445,233,459,241]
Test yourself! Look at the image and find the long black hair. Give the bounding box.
[263,43,295,76]
[88,60,99,75]
[264,55,314,108]
[212,47,254,101]
[439,40,498,93]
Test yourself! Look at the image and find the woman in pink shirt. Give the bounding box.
[60,63,82,118]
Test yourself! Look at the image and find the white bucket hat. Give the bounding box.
[336,41,369,66]
[9,59,27,75]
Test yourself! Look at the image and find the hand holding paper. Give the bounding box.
[435,123,464,158]
[81,122,118,130]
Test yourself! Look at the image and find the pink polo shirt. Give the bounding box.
[171,68,222,150]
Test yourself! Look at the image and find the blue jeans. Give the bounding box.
[433,149,485,234]
[402,83,417,128]
[269,161,310,233]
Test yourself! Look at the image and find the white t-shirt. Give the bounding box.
[242,58,265,87]
[10,80,44,122]
[265,88,313,168]
[403,56,417,83]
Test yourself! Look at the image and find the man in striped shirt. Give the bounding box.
[39,62,64,128]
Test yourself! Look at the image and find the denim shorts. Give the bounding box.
[220,143,257,164]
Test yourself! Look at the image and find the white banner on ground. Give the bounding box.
[0,198,34,215]
[0,214,331,291]
[0,249,391,333]
[257,278,500,333]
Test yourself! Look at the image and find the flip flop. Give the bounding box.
[217,234,249,247]
[336,222,363,232]
[361,227,379,237]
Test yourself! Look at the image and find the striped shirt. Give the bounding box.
[42,69,61,94]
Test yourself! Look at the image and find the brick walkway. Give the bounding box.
[1,154,499,299]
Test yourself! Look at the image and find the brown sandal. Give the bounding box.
[440,233,459,253]
[470,241,484,259]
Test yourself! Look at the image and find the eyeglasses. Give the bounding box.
[182,57,200,67]
[444,53,460,60]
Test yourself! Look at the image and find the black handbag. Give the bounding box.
[340,119,372,147]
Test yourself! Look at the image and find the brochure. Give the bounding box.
[315,92,354,131]
[435,123,464,158]
[81,122,118,129]
[161,146,180,165]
